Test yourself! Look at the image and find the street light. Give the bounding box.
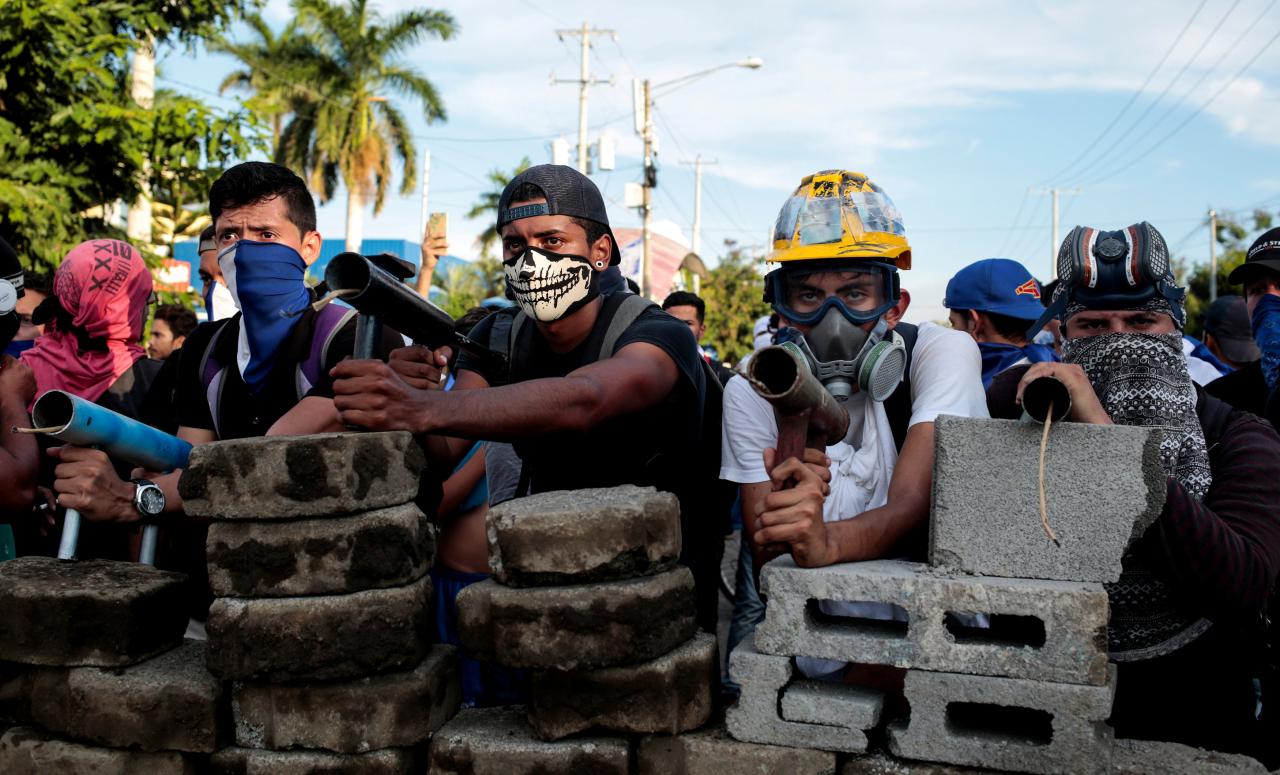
[636,57,763,298]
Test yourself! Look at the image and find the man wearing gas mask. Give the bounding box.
[329,164,717,630]
[998,222,1280,758]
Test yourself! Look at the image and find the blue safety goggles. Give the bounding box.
[763,260,900,326]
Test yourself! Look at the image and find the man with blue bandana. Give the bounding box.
[1228,227,1280,430]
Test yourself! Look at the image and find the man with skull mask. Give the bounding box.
[720,171,988,683]
[989,222,1280,758]
[330,164,715,630]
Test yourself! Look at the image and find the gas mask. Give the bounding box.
[778,308,907,401]
[0,277,19,353]
[504,246,599,322]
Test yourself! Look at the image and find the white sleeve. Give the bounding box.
[906,323,990,426]
[720,374,778,484]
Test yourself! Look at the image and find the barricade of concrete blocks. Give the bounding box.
[0,558,223,772]
[180,431,461,773]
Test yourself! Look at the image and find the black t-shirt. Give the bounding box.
[456,295,707,500]
[175,306,402,440]
[1206,361,1270,420]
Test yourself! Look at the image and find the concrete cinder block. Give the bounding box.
[0,726,197,775]
[457,567,696,670]
[930,415,1166,583]
[28,640,223,753]
[0,662,30,724]
[211,746,420,775]
[885,667,1116,775]
[428,706,630,775]
[755,557,1109,686]
[179,431,424,519]
[0,557,187,667]
[1110,739,1267,774]
[725,636,879,753]
[636,724,838,775]
[528,632,716,740]
[840,753,991,773]
[486,485,680,586]
[781,680,884,730]
[206,576,430,682]
[232,644,459,753]
[207,503,435,597]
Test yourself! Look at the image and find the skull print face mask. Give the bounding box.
[504,246,599,322]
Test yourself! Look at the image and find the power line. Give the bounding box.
[996,189,1031,256]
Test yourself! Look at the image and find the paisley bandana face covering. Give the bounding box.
[217,240,312,393]
[503,246,599,322]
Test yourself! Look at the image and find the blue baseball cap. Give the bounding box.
[944,258,1045,320]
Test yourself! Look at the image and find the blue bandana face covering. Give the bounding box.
[217,240,311,393]
[1252,293,1280,391]
[977,341,1058,389]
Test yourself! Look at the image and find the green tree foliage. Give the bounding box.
[1176,208,1277,337]
[211,13,315,153]
[467,157,531,258]
[702,240,769,365]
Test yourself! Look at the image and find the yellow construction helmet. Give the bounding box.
[767,170,911,269]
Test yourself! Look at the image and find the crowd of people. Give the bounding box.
[1,161,1278,764]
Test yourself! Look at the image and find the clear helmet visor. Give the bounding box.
[772,177,906,247]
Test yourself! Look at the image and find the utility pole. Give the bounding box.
[125,34,156,245]
[1208,208,1218,303]
[415,148,433,296]
[554,22,615,175]
[680,156,717,257]
[641,79,655,298]
[1030,187,1081,279]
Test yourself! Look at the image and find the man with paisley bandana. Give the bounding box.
[992,222,1280,759]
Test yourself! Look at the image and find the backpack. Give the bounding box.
[882,322,919,453]
[198,304,356,438]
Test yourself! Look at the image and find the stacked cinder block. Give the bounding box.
[179,432,461,774]
[729,416,1173,774]
[0,559,222,773]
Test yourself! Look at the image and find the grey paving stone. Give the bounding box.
[0,557,187,667]
[885,667,1116,775]
[0,726,197,775]
[841,753,993,773]
[211,745,420,774]
[179,431,424,519]
[457,567,696,670]
[1110,738,1267,774]
[755,557,1110,686]
[528,632,716,740]
[28,640,223,753]
[781,679,884,730]
[725,635,878,753]
[207,503,434,597]
[232,644,459,753]
[0,662,30,724]
[428,706,630,775]
[930,415,1165,583]
[206,576,429,682]
[486,485,680,586]
[637,723,838,775]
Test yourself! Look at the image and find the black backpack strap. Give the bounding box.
[482,309,523,387]
[882,322,919,452]
[598,294,658,358]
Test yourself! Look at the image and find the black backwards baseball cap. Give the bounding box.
[1203,294,1262,363]
[1227,227,1280,286]
[496,164,622,265]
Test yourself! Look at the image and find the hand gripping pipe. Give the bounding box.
[29,390,192,565]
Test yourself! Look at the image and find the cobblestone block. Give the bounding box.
[206,576,429,682]
[207,503,434,597]
[428,706,630,775]
[755,557,1109,685]
[637,724,838,775]
[211,745,419,774]
[0,726,196,774]
[930,415,1165,583]
[232,644,459,753]
[0,557,187,667]
[528,632,716,740]
[1110,739,1267,774]
[457,568,695,670]
[781,679,884,730]
[885,667,1116,774]
[179,431,424,519]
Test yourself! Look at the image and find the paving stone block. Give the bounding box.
[637,724,838,775]
[429,706,629,774]
[0,726,196,775]
[206,576,429,682]
[930,415,1165,583]
[756,557,1109,685]
[211,745,420,774]
[179,431,424,519]
[457,567,696,670]
[486,485,680,586]
[1110,739,1267,774]
[0,662,30,724]
[841,753,992,773]
[0,557,187,667]
[885,667,1116,775]
[28,640,223,753]
[207,503,434,597]
[232,644,459,753]
[781,680,883,730]
[528,632,716,740]
[725,636,879,753]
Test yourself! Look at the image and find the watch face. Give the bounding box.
[138,485,165,516]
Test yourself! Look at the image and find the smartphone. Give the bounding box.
[428,212,447,240]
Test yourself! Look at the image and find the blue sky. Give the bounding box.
[159,0,1280,323]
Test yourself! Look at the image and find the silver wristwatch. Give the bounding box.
[131,479,166,519]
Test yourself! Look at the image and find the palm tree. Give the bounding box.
[467,157,531,258]
[278,0,456,252]
[210,14,315,153]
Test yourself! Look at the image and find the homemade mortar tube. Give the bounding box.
[30,390,192,564]
[747,342,850,465]
[1021,375,1072,424]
